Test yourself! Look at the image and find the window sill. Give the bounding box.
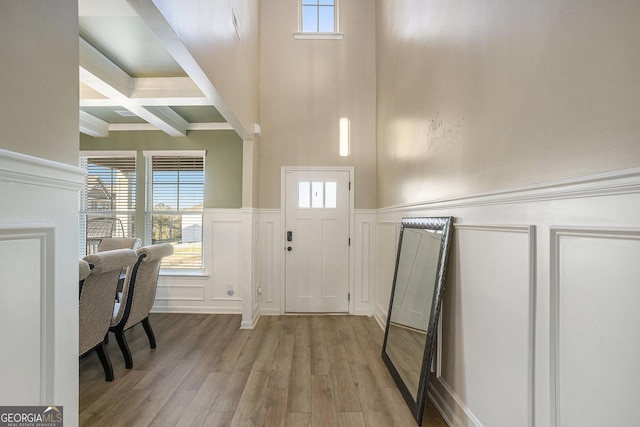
[159,269,209,278]
[293,32,344,40]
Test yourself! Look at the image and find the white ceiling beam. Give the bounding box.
[125,0,251,140]
[79,38,188,137]
[109,122,233,131]
[130,77,205,99]
[80,66,187,137]
[79,38,133,97]
[80,110,109,137]
[144,106,188,134]
[80,97,213,107]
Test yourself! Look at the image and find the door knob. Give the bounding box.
[287,246,293,251]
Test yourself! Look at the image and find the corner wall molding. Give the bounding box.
[0,148,85,191]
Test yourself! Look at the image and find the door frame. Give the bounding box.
[280,166,355,314]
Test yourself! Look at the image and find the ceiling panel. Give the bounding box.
[80,16,186,78]
[80,106,148,124]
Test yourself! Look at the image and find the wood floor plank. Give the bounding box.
[285,412,312,426]
[79,313,449,427]
[311,375,339,427]
[210,371,250,413]
[337,412,367,427]
[264,386,289,427]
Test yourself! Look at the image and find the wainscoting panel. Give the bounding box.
[151,209,245,314]
[373,168,640,427]
[550,227,640,427]
[0,226,55,405]
[435,225,535,427]
[256,209,282,315]
[353,210,377,315]
[155,284,205,301]
[0,148,85,424]
[373,220,400,325]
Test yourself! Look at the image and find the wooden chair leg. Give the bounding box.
[141,317,157,349]
[114,329,133,369]
[94,342,114,381]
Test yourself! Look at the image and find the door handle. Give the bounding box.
[287,246,293,252]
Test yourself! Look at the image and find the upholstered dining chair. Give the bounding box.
[79,259,91,298]
[79,248,138,381]
[97,237,141,252]
[109,243,174,369]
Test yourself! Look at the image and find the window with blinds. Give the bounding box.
[79,155,137,255]
[146,153,205,270]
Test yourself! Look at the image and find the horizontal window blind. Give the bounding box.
[151,156,204,213]
[147,154,205,270]
[80,155,137,255]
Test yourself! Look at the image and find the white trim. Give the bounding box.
[241,312,261,329]
[293,32,344,40]
[378,167,640,213]
[80,150,137,157]
[454,224,536,427]
[0,148,85,191]
[0,224,56,404]
[549,226,640,427]
[143,150,207,157]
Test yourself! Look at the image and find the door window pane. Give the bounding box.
[325,182,337,208]
[312,182,324,208]
[299,181,311,208]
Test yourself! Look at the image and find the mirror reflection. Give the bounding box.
[382,217,453,425]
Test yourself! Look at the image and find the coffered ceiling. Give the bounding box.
[79,0,233,138]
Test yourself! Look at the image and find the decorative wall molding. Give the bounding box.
[0,148,85,191]
[550,226,640,427]
[0,225,55,404]
[379,167,640,213]
[431,224,536,427]
[155,284,205,301]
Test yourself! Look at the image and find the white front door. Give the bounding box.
[284,169,351,312]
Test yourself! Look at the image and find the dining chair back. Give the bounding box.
[97,237,141,252]
[79,248,137,381]
[110,243,174,369]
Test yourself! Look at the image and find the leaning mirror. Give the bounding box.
[382,217,453,425]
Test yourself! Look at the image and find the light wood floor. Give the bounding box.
[79,313,448,426]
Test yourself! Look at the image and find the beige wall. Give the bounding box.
[80,130,243,208]
[0,1,81,423]
[259,0,377,209]
[376,0,640,208]
[151,0,261,139]
[0,0,79,165]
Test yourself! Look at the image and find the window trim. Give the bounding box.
[295,0,343,40]
[79,151,138,257]
[293,32,343,40]
[144,151,206,272]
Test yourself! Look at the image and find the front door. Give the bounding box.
[284,168,351,312]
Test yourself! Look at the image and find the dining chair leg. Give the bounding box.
[95,342,114,381]
[141,317,157,349]
[114,329,133,369]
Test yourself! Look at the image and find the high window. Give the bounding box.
[145,151,205,270]
[301,0,336,32]
[79,153,137,255]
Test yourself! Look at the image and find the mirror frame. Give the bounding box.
[381,217,453,425]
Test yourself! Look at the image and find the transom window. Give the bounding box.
[301,0,336,33]
[298,181,337,208]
